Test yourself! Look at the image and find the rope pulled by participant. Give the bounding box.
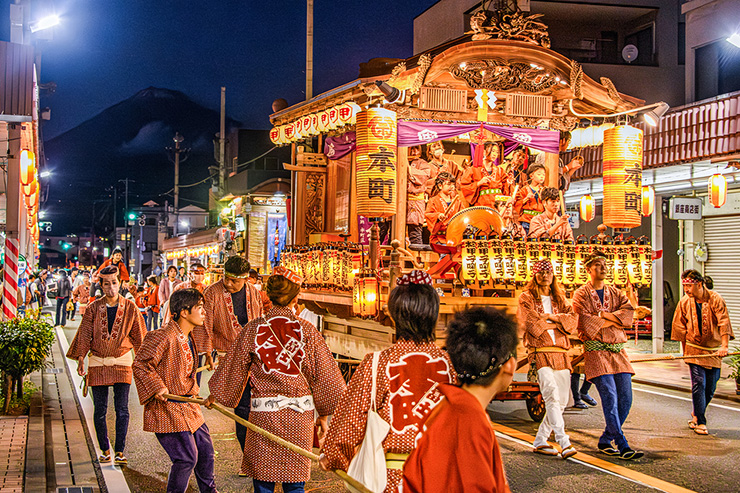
[629,351,740,364]
[163,393,373,493]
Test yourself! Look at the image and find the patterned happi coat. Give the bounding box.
[67,297,146,386]
[208,306,345,482]
[321,340,457,493]
[672,291,734,369]
[132,321,204,433]
[161,280,205,325]
[572,282,634,381]
[518,291,578,371]
[194,279,262,353]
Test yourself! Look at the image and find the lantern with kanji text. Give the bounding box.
[602,125,643,229]
[501,235,516,285]
[355,107,397,218]
[475,231,491,288]
[526,239,541,285]
[625,237,643,286]
[561,241,577,288]
[574,236,591,286]
[580,194,595,222]
[550,240,564,282]
[613,240,630,287]
[638,236,652,287]
[461,227,478,285]
[489,234,504,284]
[708,173,727,208]
[513,235,528,286]
[352,269,378,318]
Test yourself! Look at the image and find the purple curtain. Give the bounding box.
[397,121,559,154]
[323,131,356,160]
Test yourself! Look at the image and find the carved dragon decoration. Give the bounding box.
[468,9,550,48]
[449,58,558,93]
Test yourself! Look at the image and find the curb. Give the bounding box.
[24,370,45,493]
[633,378,740,404]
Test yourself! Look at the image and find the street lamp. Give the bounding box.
[29,15,60,33]
[728,33,740,49]
[40,170,51,178]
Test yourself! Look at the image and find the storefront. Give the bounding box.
[160,228,234,284]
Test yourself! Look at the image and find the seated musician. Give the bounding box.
[460,142,510,208]
[513,163,546,235]
[426,141,453,193]
[528,187,574,242]
[425,172,462,246]
[495,198,526,238]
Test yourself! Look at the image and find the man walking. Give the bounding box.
[573,251,642,460]
[66,266,146,465]
[672,269,733,435]
[55,270,73,327]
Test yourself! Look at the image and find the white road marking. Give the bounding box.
[493,429,665,491]
[57,327,132,493]
[633,385,740,413]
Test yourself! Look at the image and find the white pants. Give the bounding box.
[533,366,571,449]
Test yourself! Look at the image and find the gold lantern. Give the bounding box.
[461,228,478,285]
[501,235,516,285]
[574,237,591,286]
[352,271,362,315]
[708,173,727,208]
[317,111,329,133]
[613,242,629,287]
[626,237,642,286]
[354,269,378,318]
[513,236,528,286]
[580,195,596,222]
[20,150,36,186]
[638,236,652,287]
[641,185,655,216]
[475,231,491,288]
[301,115,313,137]
[603,242,616,285]
[526,240,541,285]
[309,114,319,136]
[602,125,643,229]
[550,240,564,282]
[355,107,397,218]
[489,234,504,285]
[22,178,38,197]
[561,241,577,287]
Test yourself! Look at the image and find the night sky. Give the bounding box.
[1,0,434,139]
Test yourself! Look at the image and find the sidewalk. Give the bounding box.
[626,346,740,404]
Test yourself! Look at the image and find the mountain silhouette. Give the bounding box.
[43,87,242,236]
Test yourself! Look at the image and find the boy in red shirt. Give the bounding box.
[402,307,518,493]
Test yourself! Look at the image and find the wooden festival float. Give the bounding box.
[270,8,654,421]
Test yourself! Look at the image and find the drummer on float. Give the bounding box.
[460,141,511,208]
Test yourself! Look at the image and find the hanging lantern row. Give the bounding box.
[708,173,727,208]
[270,102,362,145]
[282,242,364,293]
[567,123,615,150]
[459,227,652,290]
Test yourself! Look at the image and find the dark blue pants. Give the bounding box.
[146,308,158,331]
[570,372,593,403]
[591,373,633,452]
[253,479,305,493]
[156,423,216,493]
[55,296,69,326]
[90,383,130,453]
[235,381,252,452]
[688,363,721,426]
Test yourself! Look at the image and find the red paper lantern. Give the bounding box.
[708,173,727,208]
[22,179,38,197]
[20,150,36,186]
[580,194,595,222]
[641,185,655,216]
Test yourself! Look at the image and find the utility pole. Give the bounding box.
[219,87,226,195]
[306,0,314,100]
[119,178,133,266]
[167,133,189,236]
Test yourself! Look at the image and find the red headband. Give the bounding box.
[396,270,433,286]
[532,260,553,275]
[273,265,304,286]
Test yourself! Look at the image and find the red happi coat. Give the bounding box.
[572,282,634,380]
[161,280,205,325]
[208,306,345,482]
[132,321,204,433]
[67,297,146,386]
[671,291,734,369]
[402,384,510,493]
[517,290,578,371]
[321,340,457,493]
[195,279,263,353]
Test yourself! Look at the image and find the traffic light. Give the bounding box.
[62,243,71,250]
[128,212,136,221]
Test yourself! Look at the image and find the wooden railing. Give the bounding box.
[566,90,740,180]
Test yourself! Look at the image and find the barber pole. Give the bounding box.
[3,238,20,320]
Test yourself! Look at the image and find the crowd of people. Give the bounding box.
[51,241,732,493]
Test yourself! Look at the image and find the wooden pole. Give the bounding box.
[163,394,374,493]
[629,351,740,364]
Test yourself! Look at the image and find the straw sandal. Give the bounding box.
[114,452,127,465]
[694,424,709,435]
[98,450,111,463]
[533,445,559,456]
[561,446,577,459]
[688,419,697,430]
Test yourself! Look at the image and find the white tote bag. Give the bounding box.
[345,351,390,493]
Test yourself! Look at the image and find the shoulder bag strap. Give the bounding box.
[370,351,380,412]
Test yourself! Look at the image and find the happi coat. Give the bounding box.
[132,321,204,433]
[518,291,578,371]
[402,384,510,493]
[161,280,205,325]
[460,165,511,208]
[407,158,433,225]
[513,186,544,224]
[194,279,262,353]
[424,194,463,241]
[572,282,634,381]
[671,292,734,369]
[208,306,345,482]
[321,340,457,493]
[66,297,146,386]
[72,284,90,315]
[527,213,575,242]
